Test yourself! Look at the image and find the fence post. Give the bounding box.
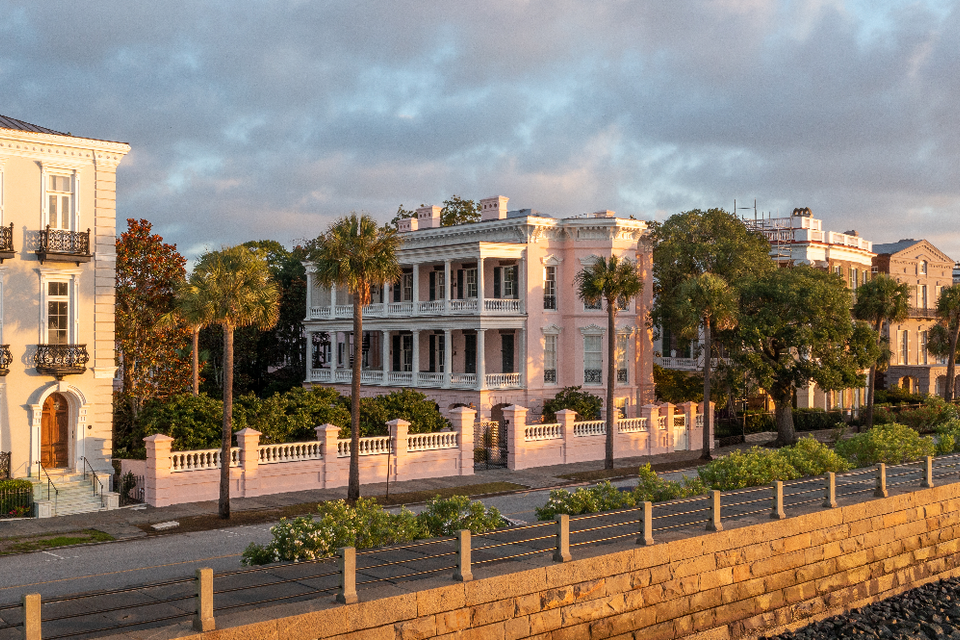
[143,434,174,507]
[637,501,654,546]
[771,481,785,519]
[453,530,473,581]
[922,456,934,488]
[642,404,660,454]
[317,423,344,489]
[193,567,215,632]
[823,472,837,508]
[337,547,358,604]
[556,409,577,464]
[387,419,410,483]
[449,406,476,476]
[554,514,572,562]
[235,428,261,498]
[502,405,529,471]
[22,593,40,640]
[875,463,888,498]
[706,490,723,532]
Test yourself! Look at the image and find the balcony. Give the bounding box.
[655,356,724,372]
[0,223,13,262]
[34,344,89,379]
[310,368,520,390]
[36,227,92,265]
[908,307,937,319]
[308,297,522,320]
[0,345,11,376]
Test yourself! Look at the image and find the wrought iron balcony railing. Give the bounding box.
[0,223,13,262]
[0,345,10,376]
[36,226,92,265]
[34,344,89,379]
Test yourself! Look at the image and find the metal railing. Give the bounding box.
[0,344,11,376]
[80,456,104,504]
[35,461,58,513]
[34,344,89,379]
[5,454,959,639]
[36,226,92,264]
[0,222,13,255]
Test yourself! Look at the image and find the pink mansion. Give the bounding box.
[303,196,656,421]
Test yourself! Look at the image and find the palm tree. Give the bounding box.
[162,279,215,396]
[190,246,280,519]
[574,255,643,470]
[675,273,738,460]
[305,214,402,502]
[932,285,960,402]
[852,275,910,429]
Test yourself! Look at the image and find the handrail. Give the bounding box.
[80,456,103,502]
[35,461,59,514]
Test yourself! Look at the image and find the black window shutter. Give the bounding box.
[465,334,476,373]
[457,270,464,298]
[493,268,501,298]
[392,335,400,371]
[429,272,436,301]
[393,282,401,302]
[428,335,436,372]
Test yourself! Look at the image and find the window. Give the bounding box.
[584,297,602,311]
[900,330,909,365]
[919,285,927,309]
[463,268,477,298]
[46,281,71,345]
[428,334,445,372]
[615,397,627,419]
[391,334,413,371]
[584,335,602,385]
[493,265,517,299]
[616,334,628,383]
[849,267,857,289]
[428,271,445,301]
[401,272,413,301]
[543,266,557,310]
[921,331,928,365]
[544,335,557,383]
[920,261,928,275]
[47,174,76,230]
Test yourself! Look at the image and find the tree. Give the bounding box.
[440,195,480,226]
[650,210,774,458]
[187,246,280,518]
[852,275,911,428]
[169,275,216,397]
[115,219,192,419]
[574,255,643,469]
[731,266,879,446]
[674,273,738,459]
[541,386,603,423]
[929,285,960,401]
[304,213,402,502]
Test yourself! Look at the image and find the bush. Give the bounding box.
[882,397,959,433]
[874,387,928,406]
[697,438,850,491]
[355,389,450,437]
[0,478,34,518]
[653,364,703,405]
[934,419,960,455]
[834,423,936,467]
[793,408,845,432]
[542,386,602,423]
[242,495,504,566]
[635,464,706,503]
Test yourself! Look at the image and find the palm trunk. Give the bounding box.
[192,327,200,396]
[864,364,877,431]
[219,323,234,519]
[605,301,616,470]
[701,319,712,460]
[347,305,363,503]
[772,386,797,446]
[946,320,960,402]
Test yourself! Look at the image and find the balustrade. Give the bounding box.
[574,420,606,437]
[360,370,384,384]
[483,298,522,313]
[337,436,392,457]
[485,372,521,389]
[417,300,445,314]
[259,442,322,464]
[525,423,562,441]
[171,448,239,472]
[311,368,332,382]
[388,371,414,385]
[387,302,414,315]
[617,418,647,433]
[36,226,92,264]
[449,373,478,387]
[448,298,479,313]
[407,432,458,452]
[417,372,444,387]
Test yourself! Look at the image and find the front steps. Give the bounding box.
[30,472,120,518]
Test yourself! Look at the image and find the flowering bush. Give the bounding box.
[835,422,936,467]
[416,494,503,537]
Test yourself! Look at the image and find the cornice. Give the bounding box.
[0,127,130,154]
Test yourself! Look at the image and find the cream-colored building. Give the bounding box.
[0,114,129,489]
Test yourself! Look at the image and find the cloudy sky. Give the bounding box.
[2,1,958,260]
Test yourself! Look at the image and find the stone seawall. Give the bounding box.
[178,481,960,640]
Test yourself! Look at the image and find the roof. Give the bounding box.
[0,114,67,136]
[872,239,921,255]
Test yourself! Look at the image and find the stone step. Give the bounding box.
[29,477,116,517]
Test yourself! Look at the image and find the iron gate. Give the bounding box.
[474,420,508,470]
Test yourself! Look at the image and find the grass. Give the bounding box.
[0,529,114,555]
[139,481,528,536]
[557,456,707,483]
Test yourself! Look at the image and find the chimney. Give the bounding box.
[417,205,442,229]
[480,196,509,221]
[593,210,616,218]
[397,216,419,233]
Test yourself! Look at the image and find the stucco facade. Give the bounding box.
[303,197,656,420]
[0,115,129,479]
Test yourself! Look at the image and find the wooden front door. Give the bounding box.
[40,393,69,468]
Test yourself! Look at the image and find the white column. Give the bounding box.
[330,284,337,310]
[305,331,313,381]
[477,258,485,312]
[518,328,525,387]
[412,264,420,315]
[411,329,420,384]
[444,260,452,314]
[519,256,526,314]
[443,329,452,389]
[381,330,390,380]
[477,329,486,390]
[331,331,339,370]
[305,271,313,317]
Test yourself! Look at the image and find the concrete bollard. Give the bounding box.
[706,490,723,532]
[453,530,473,582]
[823,472,837,509]
[771,481,786,520]
[554,514,572,562]
[637,501,654,546]
[875,463,888,498]
[193,567,215,632]
[23,593,41,640]
[337,547,358,604]
[922,456,934,488]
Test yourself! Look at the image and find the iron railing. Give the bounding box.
[36,226,91,264]
[0,222,13,260]
[0,345,10,376]
[0,452,9,479]
[35,461,58,513]
[80,457,103,504]
[34,344,89,379]
[0,484,33,518]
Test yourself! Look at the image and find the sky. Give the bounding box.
[1,0,959,261]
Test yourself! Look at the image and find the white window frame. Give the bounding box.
[42,165,80,231]
[580,325,604,386]
[543,266,557,310]
[616,333,628,383]
[920,260,928,275]
[900,330,909,366]
[39,270,79,345]
[464,268,478,298]
[544,334,558,384]
[921,330,929,365]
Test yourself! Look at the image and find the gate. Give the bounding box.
[474,420,508,470]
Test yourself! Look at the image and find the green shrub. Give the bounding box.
[834,423,936,467]
[635,464,706,502]
[884,397,959,433]
[776,437,851,477]
[793,408,845,432]
[416,495,503,537]
[542,386,602,423]
[0,478,34,518]
[872,405,896,425]
[697,437,849,491]
[535,481,631,520]
[935,419,960,455]
[353,389,450,437]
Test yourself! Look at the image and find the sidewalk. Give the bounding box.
[0,446,732,541]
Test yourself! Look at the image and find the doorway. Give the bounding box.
[40,393,69,469]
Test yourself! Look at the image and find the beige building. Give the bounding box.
[873,239,956,396]
[0,114,129,487]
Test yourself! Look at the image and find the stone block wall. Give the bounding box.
[176,479,960,639]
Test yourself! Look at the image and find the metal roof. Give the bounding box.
[0,114,68,136]
[872,239,921,255]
